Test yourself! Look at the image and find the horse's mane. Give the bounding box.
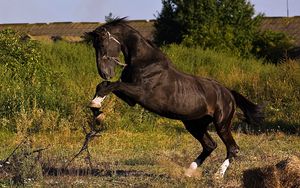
[93,17,127,33]
[103,17,128,27]
[95,17,158,49]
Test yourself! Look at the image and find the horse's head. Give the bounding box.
[87,24,124,80]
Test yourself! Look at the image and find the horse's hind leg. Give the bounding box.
[182,117,217,177]
[214,109,239,178]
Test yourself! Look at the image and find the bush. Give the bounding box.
[154,0,296,61]
[0,29,41,81]
[0,29,46,119]
[252,30,295,63]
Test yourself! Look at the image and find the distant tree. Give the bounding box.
[154,0,263,57]
[153,0,185,45]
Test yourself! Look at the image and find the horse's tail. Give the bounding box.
[231,90,264,125]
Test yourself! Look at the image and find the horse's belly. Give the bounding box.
[141,93,212,120]
[167,99,210,119]
[140,76,217,120]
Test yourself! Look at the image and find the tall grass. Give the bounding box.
[0,42,299,135]
[0,41,98,132]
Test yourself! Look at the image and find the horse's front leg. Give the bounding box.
[89,81,142,109]
[113,91,137,107]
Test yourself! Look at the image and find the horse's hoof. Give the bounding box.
[95,113,105,124]
[184,168,195,177]
[214,158,230,180]
[88,101,101,109]
[184,162,199,177]
[88,96,106,109]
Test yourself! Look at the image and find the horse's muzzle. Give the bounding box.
[99,71,112,80]
[97,58,116,80]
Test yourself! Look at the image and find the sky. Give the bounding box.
[0,0,300,24]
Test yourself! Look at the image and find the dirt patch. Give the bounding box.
[243,155,300,188]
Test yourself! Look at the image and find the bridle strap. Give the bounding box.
[107,31,121,45]
[102,31,126,67]
[102,55,127,67]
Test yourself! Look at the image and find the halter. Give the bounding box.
[107,31,121,45]
[102,31,127,67]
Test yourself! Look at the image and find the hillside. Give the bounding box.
[1,17,300,47]
[0,20,155,42]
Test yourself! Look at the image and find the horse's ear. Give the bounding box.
[82,31,97,44]
[85,31,97,38]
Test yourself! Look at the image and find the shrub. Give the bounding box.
[0,29,41,81]
[154,0,296,61]
[0,29,45,118]
[252,30,295,63]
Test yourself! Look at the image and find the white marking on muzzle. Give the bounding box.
[89,96,106,109]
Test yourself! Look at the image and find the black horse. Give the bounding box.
[87,18,264,178]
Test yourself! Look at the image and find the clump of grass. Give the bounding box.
[9,140,43,185]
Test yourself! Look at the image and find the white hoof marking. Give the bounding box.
[90,96,106,108]
[185,162,198,177]
[215,159,230,178]
[189,162,198,170]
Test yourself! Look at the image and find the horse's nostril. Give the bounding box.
[99,72,108,80]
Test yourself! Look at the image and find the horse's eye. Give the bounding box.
[100,32,107,38]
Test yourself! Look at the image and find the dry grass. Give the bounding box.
[1,126,300,187]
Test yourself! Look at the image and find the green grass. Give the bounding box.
[0,41,299,186]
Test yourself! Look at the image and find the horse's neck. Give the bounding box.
[123,36,167,67]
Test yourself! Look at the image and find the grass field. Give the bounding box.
[1,127,300,187]
[0,41,299,187]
